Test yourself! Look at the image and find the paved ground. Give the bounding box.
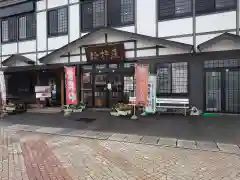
[1,128,240,180]
[0,112,240,155]
[1,111,240,144]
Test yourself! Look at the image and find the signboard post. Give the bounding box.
[64,66,77,105]
[132,64,149,120]
[145,75,157,114]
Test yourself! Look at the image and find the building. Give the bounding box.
[0,0,240,113]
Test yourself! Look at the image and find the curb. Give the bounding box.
[12,127,240,156]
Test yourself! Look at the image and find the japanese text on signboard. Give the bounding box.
[85,44,125,62]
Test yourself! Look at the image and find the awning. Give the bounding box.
[197,32,240,52]
[2,54,35,66]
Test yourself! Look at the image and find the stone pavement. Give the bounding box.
[1,128,240,180]
[1,123,240,155]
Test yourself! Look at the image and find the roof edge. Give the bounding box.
[39,27,193,64]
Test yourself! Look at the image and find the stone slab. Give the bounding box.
[96,132,114,140]
[24,125,43,132]
[36,127,65,134]
[177,140,197,149]
[80,131,101,138]
[109,133,127,141]
[217,143,240,154]
[140,136,159,145]
[57,128,76,135]
[125,135,143,143]
[196,141,219,151]
[68,130,87,136]
[158,138,177,147]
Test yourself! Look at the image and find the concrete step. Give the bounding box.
[27,107,61,114]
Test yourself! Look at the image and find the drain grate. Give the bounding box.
[74,118,96,123]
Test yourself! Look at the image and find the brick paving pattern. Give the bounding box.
[0,128,240,180]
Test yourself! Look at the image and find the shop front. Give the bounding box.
[2,57,65,108]
[3,28,240,114]
[79,43,135,108]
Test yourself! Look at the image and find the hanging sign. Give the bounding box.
[64,66,77,105]
[145,75,157,114]
[135,64,149,106]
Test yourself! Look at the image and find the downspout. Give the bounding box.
[192,0,197,52]
[237,0,239,35]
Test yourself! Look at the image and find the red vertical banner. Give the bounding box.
[135,64,149,106]
[64,66,77,105]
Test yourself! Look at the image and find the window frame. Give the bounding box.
[1,12,36,43]
[81,0,135,32]
[107,0,135,27]
[81,0,106,32]
[196,0,237,15]
[158,0,236,21]
[158,0,192,21]
[155,62,189,97]
[18,13,36,41]
[47,6,69,37]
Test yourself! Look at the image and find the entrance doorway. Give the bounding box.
[81,63,134,108]
[94,73,123,108]
[205,68,240,113]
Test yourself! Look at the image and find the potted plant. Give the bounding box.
[63,102,86,116]
[110,103,132,116]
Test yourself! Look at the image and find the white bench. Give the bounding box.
[156,98,189,116]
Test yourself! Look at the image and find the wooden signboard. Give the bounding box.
[85,43,125,62]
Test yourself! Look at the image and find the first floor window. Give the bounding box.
[81,0,105,31]
[156,62,188,95]
[158,0,192,20]
[48,7,68,36]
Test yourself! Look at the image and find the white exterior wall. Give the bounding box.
[0,0,238,66]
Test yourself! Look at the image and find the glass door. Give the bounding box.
[94,74,107,108]
[225,69,240,113]
[82,72,93,107]
[107,73,124,107]
[205,71,222,112]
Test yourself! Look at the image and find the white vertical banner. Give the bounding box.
[0,71,6,105]
[145,75,156,114]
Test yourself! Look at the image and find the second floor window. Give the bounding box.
[1,13,36,43]
[107,0,134,26]
[158,0,192,20]
[81,0,135,31]
[48,7,68,36]
[196,0,236,14]
[81,0,105,31]
[19,14,36,40]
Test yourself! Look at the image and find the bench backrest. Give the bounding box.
[129,97,189,105]
[156,98,189,106]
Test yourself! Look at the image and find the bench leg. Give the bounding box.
[184,105,186,116]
